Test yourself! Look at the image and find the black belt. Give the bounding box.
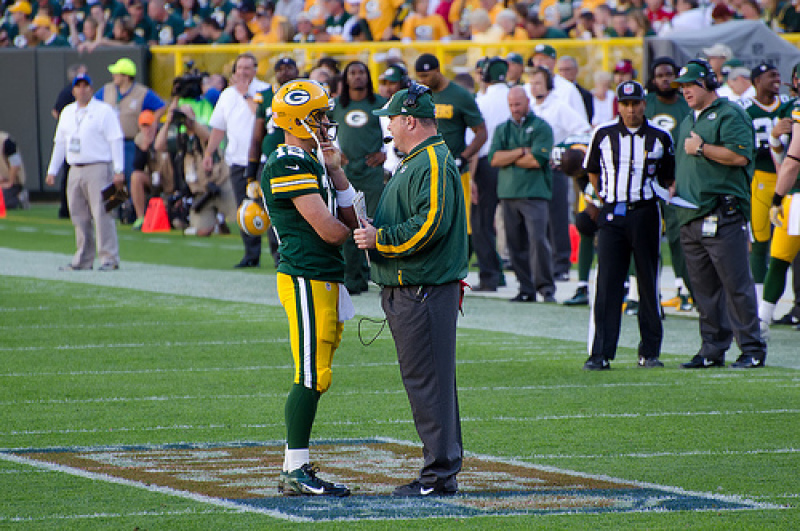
[604,199,657,211]
[72,161,109,167]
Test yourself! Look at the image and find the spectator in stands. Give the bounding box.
[570,9,600,39]
[322,0,354,41]
[495,8,526,40]
[0,29,9,47]
[175,0,205,28]
[627,9,656,36]
[201,16,233,43]
[207,0,235,30]
[5,0,33,47]
[711,2,736,24]
[468,7,502,43]
[359,0,404,40]
[702,43,732,81]
[605,8,633,37]
[32,0,61,18]
[274,0,304,27]
[292,12,315,42]
[231,19,253,43]
[148,0,184,44]
[659,0,708,35]
[591,70,616,126]
[251,3,287,43]
[524,12,567,39]
[177,15,207,43]
[644,0,674,33]
[30,13,70,46]
[402,0,450,42]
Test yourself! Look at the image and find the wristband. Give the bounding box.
[772,192,785,207]
[244,160,260,180]
[336,184,356,208]
[769,135,783,149]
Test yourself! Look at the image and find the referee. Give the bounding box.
[582,81,675,370]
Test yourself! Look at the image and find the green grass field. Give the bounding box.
[1,206,799,529]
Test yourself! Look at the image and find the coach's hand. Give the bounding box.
[354,222,377,250]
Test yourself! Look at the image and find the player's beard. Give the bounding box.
[654,85,678,99]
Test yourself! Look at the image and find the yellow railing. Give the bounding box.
[149,38,643,99]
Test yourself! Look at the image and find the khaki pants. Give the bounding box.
[67,163,119,268]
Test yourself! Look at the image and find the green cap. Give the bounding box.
[373,86,436,119]
[533,43,556,59]
[672,62,712,87]
[506,52,524,65]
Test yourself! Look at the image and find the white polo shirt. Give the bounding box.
[476,82,511,158]
[208,78,270,166]
[47,98,124,176]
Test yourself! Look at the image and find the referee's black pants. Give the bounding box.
[590,201,662,361]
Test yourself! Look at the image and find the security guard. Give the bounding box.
[582,81,675,370]
[671,59,767,369]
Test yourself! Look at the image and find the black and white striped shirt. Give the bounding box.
[583,118,675,204]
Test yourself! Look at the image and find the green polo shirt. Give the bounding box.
[489,112,554,200]
[674,97,755,225]
[371,135,468,287]
[431,81,484,159]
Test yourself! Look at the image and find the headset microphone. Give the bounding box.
[383,136,393,144]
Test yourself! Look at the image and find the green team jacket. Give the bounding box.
[370,135,469,287]
[674,96,755,226]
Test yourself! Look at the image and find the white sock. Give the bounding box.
[755,283,764,303]
[759,300,776,324]
[285,448,309,472]
[628,277,639,300]
[577,281,588,288]
[675,277,686,291]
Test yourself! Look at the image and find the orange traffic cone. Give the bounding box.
[141,197,170,232]
[0,189,6,218]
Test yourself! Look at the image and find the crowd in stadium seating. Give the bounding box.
[2,0,800,49]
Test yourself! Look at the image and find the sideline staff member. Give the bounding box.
[355,83,468,497]
[582,81,674,370]
[45,73,124,271]
[671,60,767,369]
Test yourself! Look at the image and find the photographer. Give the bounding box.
[155,100,236,236]
[172,62,215,128]
[131,110,175,230]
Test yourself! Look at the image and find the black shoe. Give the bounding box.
[541,294,557,303]
[510,293,535,302]
[564,286,589,306]
[392,479,457,497]
[680,354,725,369]
[234,258,260,268]
[583,357,610,370]
[554,272,570,282]
[472,283,497,292]
[638,356,664,368]
[730,355,766,369]
[773,311,800,326]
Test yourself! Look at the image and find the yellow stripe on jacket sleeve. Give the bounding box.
[270,173,319,194]
[376,145,445,256]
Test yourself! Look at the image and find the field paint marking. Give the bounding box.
[0,508,224,523]
[3,409,799,437]
[0,338,283,353]
[524,447,800,460]
[0,317,265,331]
[0,452,310,523]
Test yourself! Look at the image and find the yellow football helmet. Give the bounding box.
[237,198,270,237]
[272,79,335,140]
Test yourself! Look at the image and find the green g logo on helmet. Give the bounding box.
[285,89,311,106]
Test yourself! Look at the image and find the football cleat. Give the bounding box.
[237,198,270,237]
[278,464,350,497]
[392,479,457,497]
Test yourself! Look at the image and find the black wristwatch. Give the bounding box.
[695,140,705,157]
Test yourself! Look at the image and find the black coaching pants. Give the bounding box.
[590,200,662,361]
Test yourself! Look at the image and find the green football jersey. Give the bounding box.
[431,81,484,158]
[645,92,690,137]
[262,144,345,283]
[254,86,285,158]
[329,94,386,190]
[741,95,794,173]
[787,99,800,193]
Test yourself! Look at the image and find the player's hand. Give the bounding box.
[354,223,377,250]
[320,141,342,171]
[773,118,792,137]
[45,174,55,187]
[770,204,784,228]
[365,151,386,167]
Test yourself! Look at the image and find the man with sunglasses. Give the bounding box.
[354,83,468,497]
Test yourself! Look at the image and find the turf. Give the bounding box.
[1,206,799,529]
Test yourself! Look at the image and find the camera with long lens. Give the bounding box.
[192,182,221,212]
[171,60,205,100]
